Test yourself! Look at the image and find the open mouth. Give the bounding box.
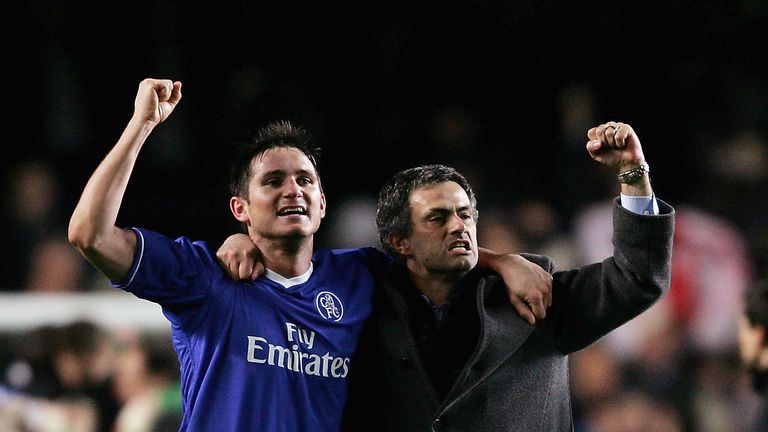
[277,206,308,216]
[448,240,471,252]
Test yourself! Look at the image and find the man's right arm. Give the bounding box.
[68,78,182,282]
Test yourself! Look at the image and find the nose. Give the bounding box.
[282,178,304,198]
[447,213,467,234]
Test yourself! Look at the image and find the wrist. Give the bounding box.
[620,176,653,196]
[490,253,522,272]
[617,162,649,184]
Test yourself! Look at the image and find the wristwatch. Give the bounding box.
[617,163,649,184]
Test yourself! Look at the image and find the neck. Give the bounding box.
[254,235,314,278]
[405,260,465,306]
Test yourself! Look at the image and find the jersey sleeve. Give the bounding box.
[357,247,392,278]
[112,228,218,312]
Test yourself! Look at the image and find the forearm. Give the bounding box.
[477,247,536,273]
[476,247,502,269]
[68,117,155,279]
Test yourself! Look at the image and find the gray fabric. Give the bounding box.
[342,198,675,432]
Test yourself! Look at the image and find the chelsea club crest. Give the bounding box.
[315,291,344,321]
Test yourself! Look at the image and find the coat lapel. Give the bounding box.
[441,277,536,409]
[375,280,423,360]
[375,278,442,404]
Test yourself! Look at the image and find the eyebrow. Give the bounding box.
[425,205,472,215]
[259,169,317,178]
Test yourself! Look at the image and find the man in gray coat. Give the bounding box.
[341,121,674,432]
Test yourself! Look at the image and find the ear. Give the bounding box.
[230,196,249,223]
[388,233,411,256]
[319,192,327,219]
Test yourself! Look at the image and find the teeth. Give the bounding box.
[279,207,306,215]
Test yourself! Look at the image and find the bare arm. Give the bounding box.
[68,78,182,282]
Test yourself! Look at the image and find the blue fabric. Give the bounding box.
[115,228,387,432]
[620,193,659,215]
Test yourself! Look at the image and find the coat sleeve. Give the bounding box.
[526,197,675,355]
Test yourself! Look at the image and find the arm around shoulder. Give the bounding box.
[478,248,553,325]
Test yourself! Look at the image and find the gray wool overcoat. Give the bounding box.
[342,198,675,432]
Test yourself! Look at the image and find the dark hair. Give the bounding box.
[229,120,321,199]
[745,279,768,332]
[376,164,478,256]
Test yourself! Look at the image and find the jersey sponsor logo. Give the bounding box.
[315,291,344,321]
[245,322,350,378]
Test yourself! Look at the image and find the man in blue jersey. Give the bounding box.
[68,78,551,432]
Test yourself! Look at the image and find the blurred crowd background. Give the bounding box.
[2,0,768,431]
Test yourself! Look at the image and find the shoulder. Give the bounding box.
[133,227,218,267]
[314,247,391,267]
[313,247,392,279]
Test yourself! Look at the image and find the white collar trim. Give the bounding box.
[264,263,313,288]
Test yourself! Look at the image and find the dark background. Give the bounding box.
[2,3,768,430]
[5,0,768,248]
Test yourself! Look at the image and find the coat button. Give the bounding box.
[431,418,442,431]
[400,357,415,369]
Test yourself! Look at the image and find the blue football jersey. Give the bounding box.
[114,228,388,432]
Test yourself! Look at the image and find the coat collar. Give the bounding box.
[376,263,537,411]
